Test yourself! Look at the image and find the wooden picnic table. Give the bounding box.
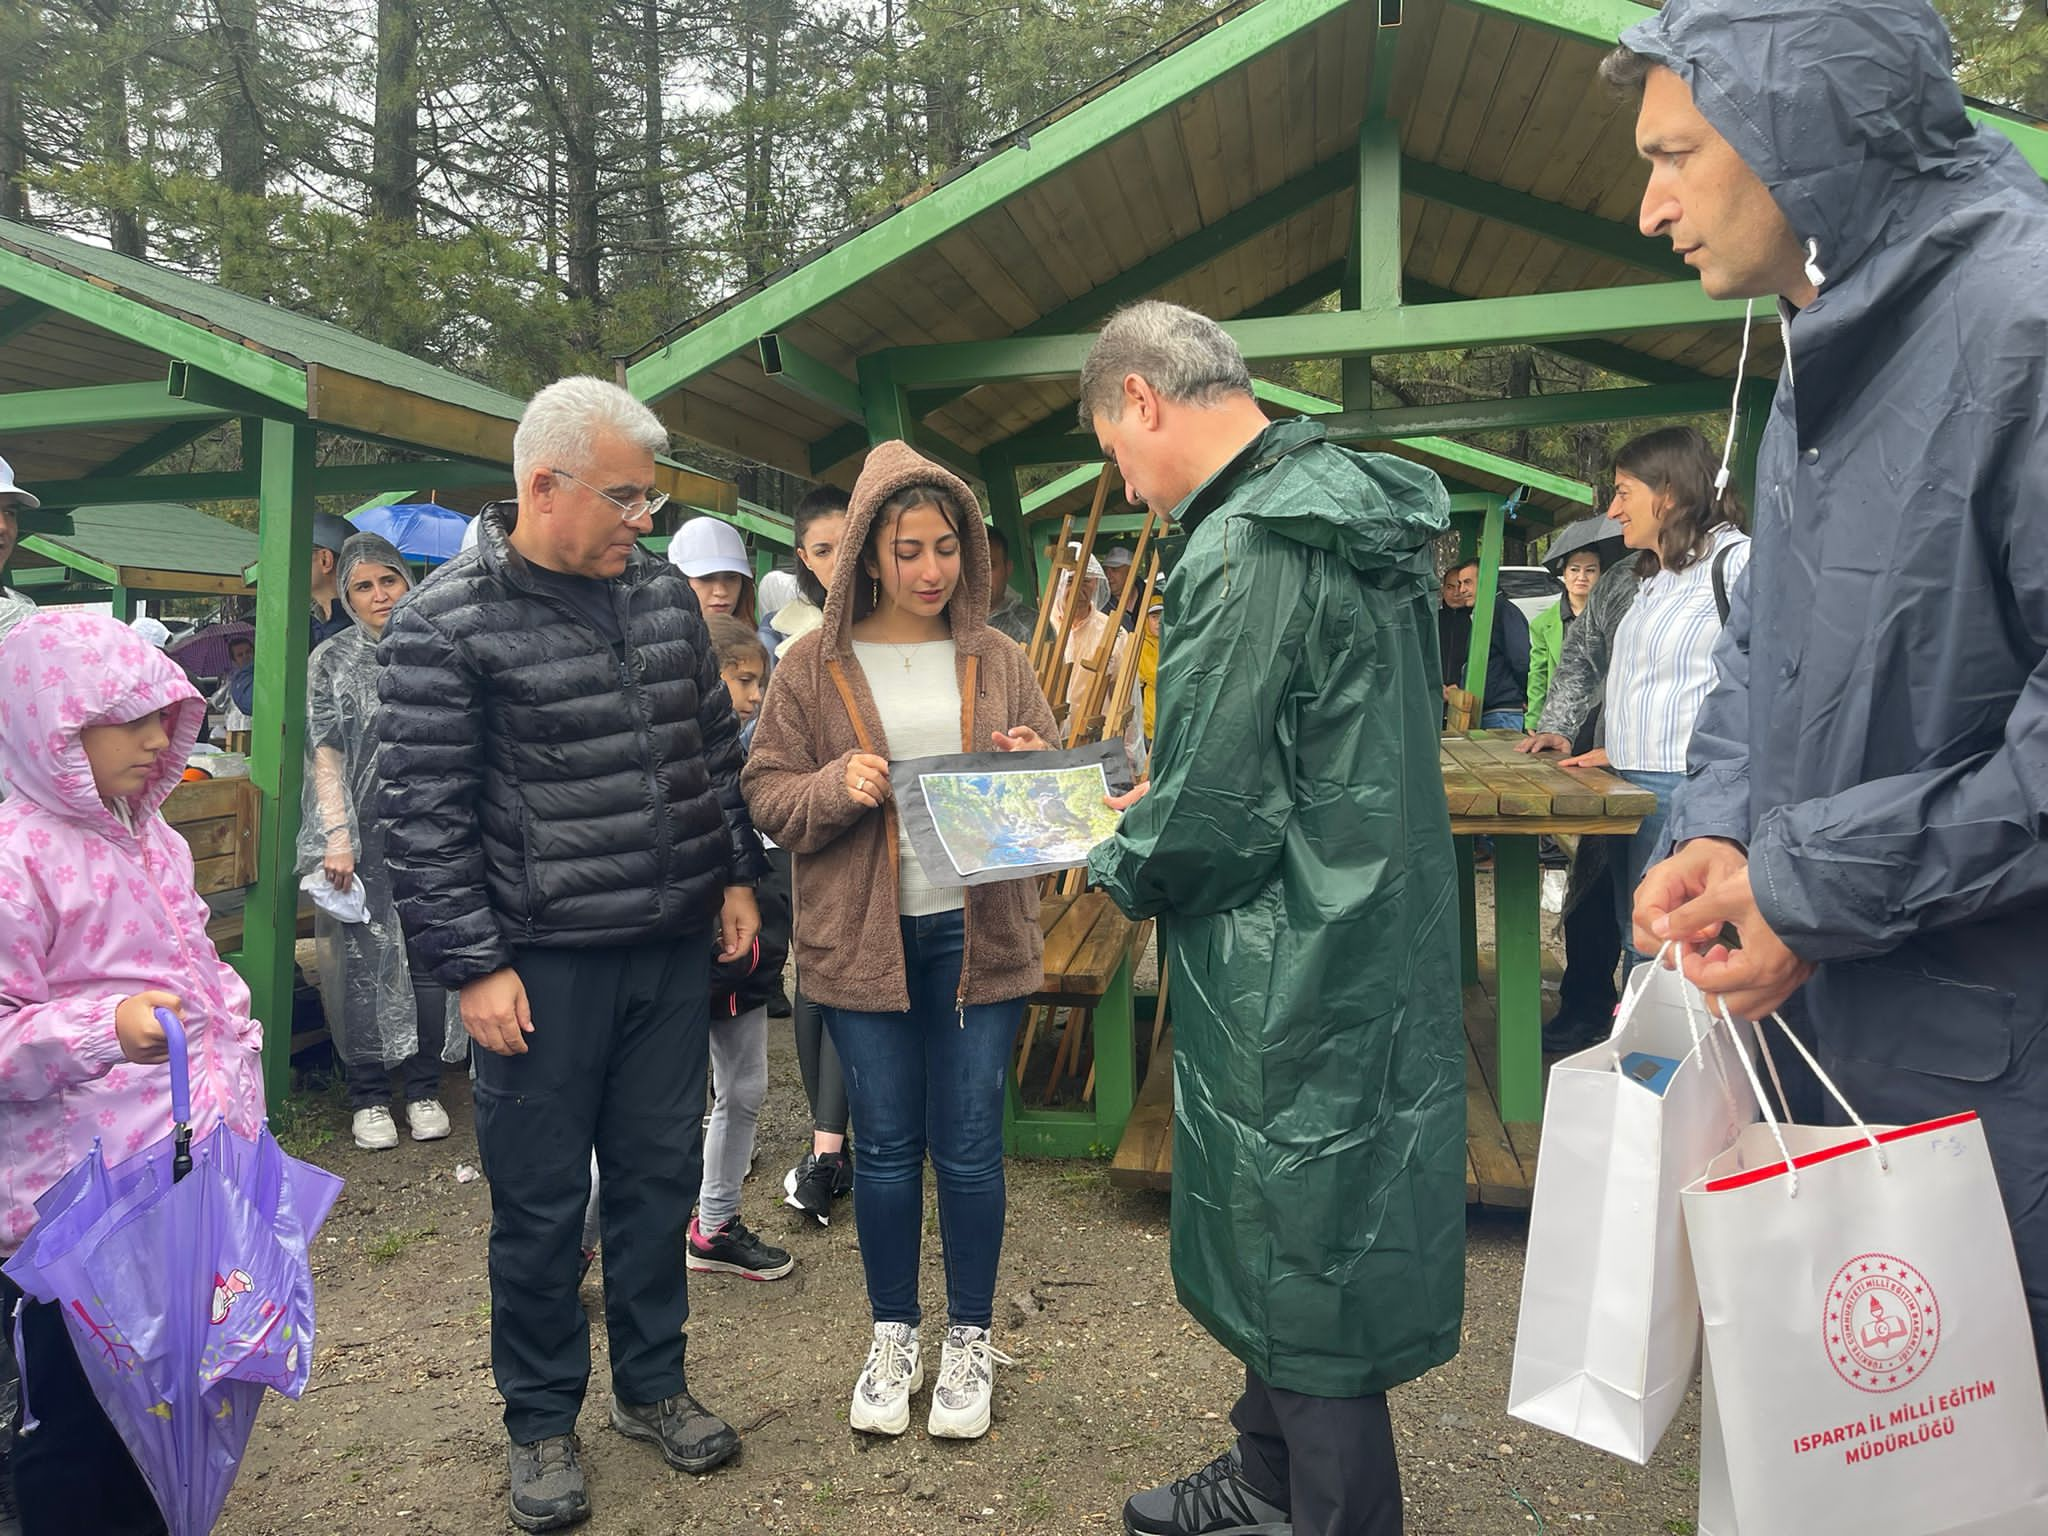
[1442,731,1655,1132]
[1100,732,1656,1201]
[1003,890,1152,1158]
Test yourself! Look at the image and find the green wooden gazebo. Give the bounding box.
[620,0,2043,526]
[6,501,259,611]
[612,0,2047,1159]
[0,217,737,1102]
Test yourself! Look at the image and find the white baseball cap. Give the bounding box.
[669,517,751,578]
[0,456,41,510]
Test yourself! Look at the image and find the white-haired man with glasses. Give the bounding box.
[375,376,763,1532]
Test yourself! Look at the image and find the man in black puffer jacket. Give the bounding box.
[375,377,764,1534]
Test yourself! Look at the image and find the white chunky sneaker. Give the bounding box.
[352,1106,399,1151]
[849,1322,921,1436]
[406,1098,452,1141]
[927,1324,1014,1440]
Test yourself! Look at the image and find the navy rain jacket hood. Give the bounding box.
[1623,0,2048,1378]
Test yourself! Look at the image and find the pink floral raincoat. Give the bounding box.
[0,609,265,1254]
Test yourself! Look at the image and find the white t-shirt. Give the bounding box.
[853,639,965,916]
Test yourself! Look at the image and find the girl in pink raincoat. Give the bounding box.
[0,608,267,1535]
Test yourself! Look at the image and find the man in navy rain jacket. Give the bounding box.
[1617,0,2048,1387]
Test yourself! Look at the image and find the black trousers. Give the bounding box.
[342,934,450,1110]
[1555,848,1622,1029]
[472,939,709,1443]
[2,1281,165,1536]
[343,1045,442,1110]
[1232,1367,1402,1536]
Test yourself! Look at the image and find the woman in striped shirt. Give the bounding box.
[1551,426,1749,968]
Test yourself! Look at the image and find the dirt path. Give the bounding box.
[220,1012,1706,1536]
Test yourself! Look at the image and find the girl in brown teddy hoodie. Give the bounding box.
[742,441,1057,1443]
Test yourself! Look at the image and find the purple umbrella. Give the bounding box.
[2,1013,343,1536]
[166,621,255,680]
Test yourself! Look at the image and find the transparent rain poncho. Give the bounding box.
[296,534,462,1071]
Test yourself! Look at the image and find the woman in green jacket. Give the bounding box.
[1524,540,1606,727]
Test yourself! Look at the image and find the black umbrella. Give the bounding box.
[1541,514,1627,571]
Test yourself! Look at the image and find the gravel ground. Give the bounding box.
[216,982,1708,1536]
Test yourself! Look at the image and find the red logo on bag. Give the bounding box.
[1826,1254,1939,1394]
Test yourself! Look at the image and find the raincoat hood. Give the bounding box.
[1177,419,1449,592]
[819,440,995,655]
[0,608,203,829]
[1620,0,2018,287]
[335,530,414,640]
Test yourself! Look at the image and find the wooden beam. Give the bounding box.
[0,382,233,433]
[0,298,53,345]
[757,334,861,419]
[1318,379,1732,438]
[876,281,1766,388]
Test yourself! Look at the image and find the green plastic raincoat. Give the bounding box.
[1090,419,1465,1398]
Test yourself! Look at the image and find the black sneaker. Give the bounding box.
[687,1215,794,1280]
[786,1151,841,1225]
[831,1145,854,1198]
[610,1388,741,1474]
[508,1434,590,1532]
[1123,1448,1291,1536]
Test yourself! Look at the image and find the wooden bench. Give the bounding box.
[1003,890,1152,1159]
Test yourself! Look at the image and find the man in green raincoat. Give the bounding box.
[1083,302,1464,1536]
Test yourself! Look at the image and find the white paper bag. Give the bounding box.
[1507,956,1756,1462]
[1684,1017,2048,1535]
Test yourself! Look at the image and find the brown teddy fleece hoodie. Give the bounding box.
[741,441,1059,1014]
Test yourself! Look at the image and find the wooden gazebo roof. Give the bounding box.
[0,217,735,513]
[624,0,2047,488]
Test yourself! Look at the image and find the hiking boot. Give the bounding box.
[687,1215,794,1280]
[850,1322,921,1436]
[507,1434,589,1532]
[927,1324,1015,1440]
[785,1150,842,1225]
[351,1106,398,1151]
[1123,1448,1291,1536]
[406,1098,451,1141]
[611,1389,741,1475]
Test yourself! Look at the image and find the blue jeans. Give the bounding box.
[1614,768,1687,970]
[1480,709,1526,732]
[824,910,1024,1329]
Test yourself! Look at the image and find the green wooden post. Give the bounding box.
[1461,497,1507,705]
[981,449,1037,605]
[1455,836,1479,987]
[110,584,134,622]
[1493,835,1544,1124]
[855,354,914,446]
[243,420,314,1107]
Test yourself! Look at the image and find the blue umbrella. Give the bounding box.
[351,502,471,565]
[2,1012,342,1536]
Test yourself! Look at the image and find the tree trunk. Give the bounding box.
[214,0,265,197]
[639,0,668,268]
[371,0,421,227]
[0,71,26,221]
[88,1,144,256]
[561,5,603,349]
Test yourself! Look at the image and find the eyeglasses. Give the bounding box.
[550,467,669,524]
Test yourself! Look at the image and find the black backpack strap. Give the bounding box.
[1711,543,1735,625]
